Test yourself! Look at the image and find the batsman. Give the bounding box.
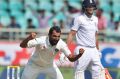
[67,0,106,79]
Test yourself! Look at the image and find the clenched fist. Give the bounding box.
[20,32,37,48]
[79,48,84,55]
[28,32,37,40]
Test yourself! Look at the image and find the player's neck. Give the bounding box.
[85,13,92,18]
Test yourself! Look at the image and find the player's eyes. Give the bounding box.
[52,35,60,38]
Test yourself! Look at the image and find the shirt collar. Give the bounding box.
[83,13,94,21]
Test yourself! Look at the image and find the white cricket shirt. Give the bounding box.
[27,36,71,67]
[71,13,98,47]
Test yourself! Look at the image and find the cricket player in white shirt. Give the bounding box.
[20,26,84,79]
[67,0,106,79]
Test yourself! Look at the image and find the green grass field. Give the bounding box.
[45,67,74,79]
[0,66,120,79]
[59,67,74,79]
[0,66,74,79]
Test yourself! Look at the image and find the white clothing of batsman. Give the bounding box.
[67,0,106,79]
[20,26,84,79]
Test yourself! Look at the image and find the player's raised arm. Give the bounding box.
[67,48,84,62]
[20,32,36,48]
[60,40,84,62]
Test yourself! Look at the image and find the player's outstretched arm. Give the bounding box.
[20,32,36,48]
[67,48,84,62]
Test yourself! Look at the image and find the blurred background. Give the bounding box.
[0,0,120,79]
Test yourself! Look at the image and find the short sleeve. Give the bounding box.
[71,17,81,31]
[27,36,45,48]
[27,38,39,48]
[61,46,71,57]
[57,40,71,57]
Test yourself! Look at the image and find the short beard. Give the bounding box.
[85,12,93,18]
[49,39,59,46]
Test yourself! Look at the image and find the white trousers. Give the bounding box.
[21,61,63,79]
[74,46,105,79]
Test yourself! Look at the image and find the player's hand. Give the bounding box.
[28,32,37,40]
[79,48,84,55]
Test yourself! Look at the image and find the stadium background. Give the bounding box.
[0,0,120,79]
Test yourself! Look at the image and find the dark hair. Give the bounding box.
[10,16,15,19]
[48,26,61,35]
[98,8,103,12]
[27,18,32,22]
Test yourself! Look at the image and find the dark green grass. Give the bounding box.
[0,66,120,79]
[0,66,74,79]
[46,67,74,79]
[60,67,74,79]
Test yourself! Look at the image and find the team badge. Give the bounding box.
[55,48,59,52]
